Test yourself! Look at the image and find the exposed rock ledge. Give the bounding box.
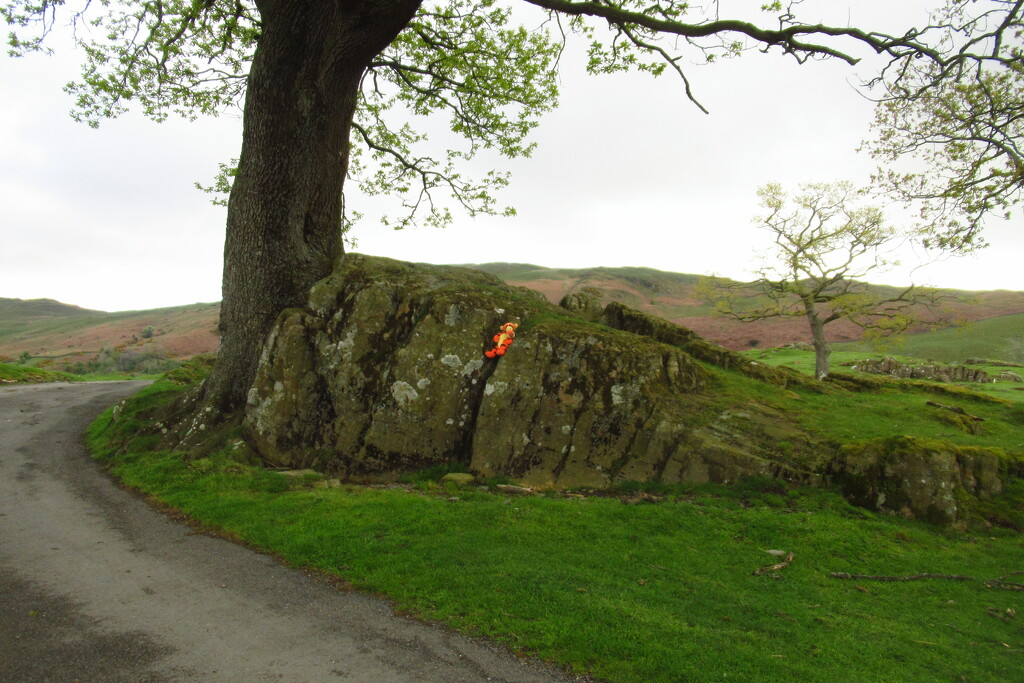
[236,254,1018,524]
[243,255,822,489]
[845,357,994,383]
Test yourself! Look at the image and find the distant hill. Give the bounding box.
[470,263,1024,351]
[3,260,1023,369]
[834,311,1024,364]
[0,297,100,321]
[0,298,220,370]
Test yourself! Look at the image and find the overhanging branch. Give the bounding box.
[520,0,942,64]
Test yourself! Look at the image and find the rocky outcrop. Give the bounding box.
[965,358,1024,369]
[557,288,604,321]
[242,255,821,488]
[845,357,992,383]
[237,254,1019,526]
[829,436,1008,526]
[599,302,823,391]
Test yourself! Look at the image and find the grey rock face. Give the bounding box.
[241,255,794,487]
[238,254,1017,526]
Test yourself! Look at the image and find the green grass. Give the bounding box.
[745,350,1024,446]
[798,388,1022,451]
[0,362,165,383]
[87,379,1024,682]
[834,313,1024,365]
[0,362,80,383]
[734,348,1024,457]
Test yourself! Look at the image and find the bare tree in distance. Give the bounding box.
[698,182,950,380]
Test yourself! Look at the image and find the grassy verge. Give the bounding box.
[738,347,1024,451]
[76,371,166,381]
[88,379,1024,682]
[0,362,166,383]
[832,313,1024,365]
[0,362,80,384]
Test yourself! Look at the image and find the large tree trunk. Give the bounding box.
[803,300,831,380]
[202,0,421,413]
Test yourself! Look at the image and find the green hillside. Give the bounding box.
[471,262,704,291]
[835,313,1024,364]
[0,297,164,346]
[0,298,220,375]
[0,297,100,336]
[0,297,99,319]
[471,263,1024,350]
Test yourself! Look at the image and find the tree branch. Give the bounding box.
[521,0,942,64]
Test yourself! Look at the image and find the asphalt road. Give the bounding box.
[0,381,574,682]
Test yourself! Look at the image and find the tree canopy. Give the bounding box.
[699,182,947,379]
[11,1,1019,231]
[865,0,1022,252]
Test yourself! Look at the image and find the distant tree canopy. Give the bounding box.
[3,1,1019,412]
[698,182,948,380]
[865,0,1023,252]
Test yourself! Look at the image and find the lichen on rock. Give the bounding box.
[244,254,724,484]
[237,254,1018,526]
[830,436,1007,525]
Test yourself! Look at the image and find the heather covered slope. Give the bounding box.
[470,263,1024,351]
[0,298,219,369]
[3,261,1023,367]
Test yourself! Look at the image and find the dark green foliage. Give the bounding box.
[969,479,1024,531]
[69,347,181,376]
[163,354,216,385]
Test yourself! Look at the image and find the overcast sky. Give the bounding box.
[1,0,1020,312]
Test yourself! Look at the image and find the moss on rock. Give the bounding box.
[237,254,1020,526]
[245,255,739,485]
[831,436,1009,525]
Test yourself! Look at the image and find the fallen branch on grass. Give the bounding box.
[829,571,1024,590]
[986,572,1024,591]
[495,484,534,495]
[830,572,974,582]
[754,552,794,576]
[925,401,985,422]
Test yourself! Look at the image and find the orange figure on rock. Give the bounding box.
[484,322,518,358]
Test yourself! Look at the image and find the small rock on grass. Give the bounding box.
[496,484,533,495]
[441,472,476,487]
[279,469,320,477]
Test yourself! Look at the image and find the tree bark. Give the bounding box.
[803,299,831,380]
[202,0,421,413]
